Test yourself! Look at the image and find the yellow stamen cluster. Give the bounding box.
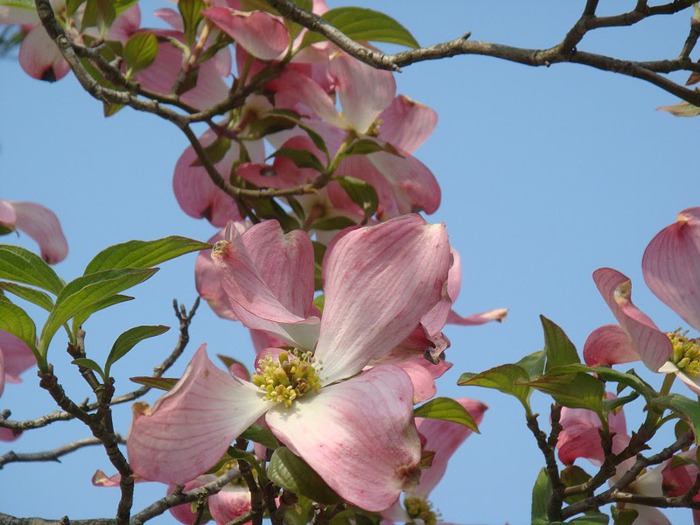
[404,497,439,525]
[668,329,700,376]
[251,350,321,407]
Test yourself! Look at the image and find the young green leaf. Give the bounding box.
[81,0,116,35]
[84,236,210,274]
[178,0,205,45]
[0,245,64,294]
[531,467,553,525]
[413,396,479,432]
[39,268,158,356]
[541,315,580,371]
[309,216,357,232]
[0,299,38,359]
[271,147,325,172]
[335,176,379,221]
[458,364,532,412]
[0,281,54,311]
[240,424,280,450]
[268,447,341,505]
[124,31,159,76]
[130,376,179,391]
[72,358,106,381]
[0,0,35,8]
[654,393,700,444]
[525,372,604,414]
[300,7,420,49]
[104,325,170,376]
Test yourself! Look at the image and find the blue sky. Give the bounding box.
[1,1,698,523]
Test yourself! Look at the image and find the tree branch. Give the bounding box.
[0,435,124,468]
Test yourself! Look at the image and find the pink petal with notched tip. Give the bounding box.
[329,52,395,134]
[128,345,273,485]
[266,365,422,512]
[18,25,70,82]
[0,329,35,383]
[315,215,450,383]
[211,221,319,348]
[643,207,700,332]
[9,201,68,264]
[583,324,641,367]
[377,95,437,154]
[203,8,289,61]
[593,268,672,372]
[414,398,487,498]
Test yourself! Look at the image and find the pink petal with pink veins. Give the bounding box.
[266,365,422,512]
[18,25,70,82]
[9,201,68,264]
[593,268,672,372]
[447,307,509,326]
[414,398,487,498]
[203,8,289,61]
[0,199,16,224]
[583,324,641,367]
[211,221,319,348]
[209,484,252,525]
[269,69,345,128]
[0,329,35,383]
[378,95,437,153]
[107,4,141,44]
[329,52,395,134]
[643,207,700,332]
[167,475,216,524]
[397,360,437,403]
[153,8,183,31]
[315,215,450,383]
[128,345,273,485]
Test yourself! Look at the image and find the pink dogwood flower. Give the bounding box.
[0,199,68,264]
[584,207,700,394]
[128,215,451,511]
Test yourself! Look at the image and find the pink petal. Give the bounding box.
[315,215,451,383]
[447,307,509,326]
[642,207,700,332]
[0,351,5,398]
[265,365,422,512]
[377,95,437,154]
[209,484,252,525]
[0,199,17,224]
[329,52,395,134]
[18,25,70,82]
[92,469,123,487]
[211,221,319,347]
[414,398,487,498]
[9,201,68,264]
[127,345,273,484]
[107,4,141,44]
[203,8,289,61]
[659,361,700,396]
[196,229,239,321]
[583,324,641,367]
[168,475,217,524]
[593,268,672,372]
[0,427,22,442]
[397,360,437,403]
[0,329,35,383]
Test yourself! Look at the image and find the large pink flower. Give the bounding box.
[128,215,452,511]
[0,199,68,264]
[584,207,700,393]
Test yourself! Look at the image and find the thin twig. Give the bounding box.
[0,435,124,468]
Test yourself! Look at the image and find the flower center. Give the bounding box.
[251,350,322,407]
[404,497,439,525]
[668,329,700,376]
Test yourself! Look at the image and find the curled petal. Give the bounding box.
[643,207,700,332]
[209,484,252,525]
[128,345,273,484]
[315,215,451,382]
[0,200,17,224]
[377,95,437,153]
[196,229,240,321]
[19,25,70,82]
[414,398,487,498]
[203,8,289,61]
[0,427,21,442]
[397,360,437,404]
[593,268,672,372]
[583,324,641,367]
[0,329,35,384]
[266,365,422,512]
[9,201,68,264]
[447,307,509,326]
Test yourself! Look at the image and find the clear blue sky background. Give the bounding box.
[1,1,698,523]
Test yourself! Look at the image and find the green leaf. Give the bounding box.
[72,358,106,381]
[71,294,134,334]
[0,281,54,311]
[81,0,116,35]
[550,363,655,402]
[531,467,552,525]
[84,236,210,274]
[39,268,157,356]
[0,0,35,8]
[130,376,179,390]
[300,7,419,49]
[246,110,328,156]
[114,0,139,15]
[0,299,38,359]
[309,216,357,231]
[413,396,479,432]
[268,447,341,505]
[191,136,231,166]
[654,393,700,443]
[526,371,604,413]
[272,147,325,172]
[240,424,280,450]
[458,364,532,411]
[312,241,326,291]
[541,315,580,372]
[252,197,301,231]
[312,294,324,312]
[0,245,64,294]
[517,350,546,380]
[341,138,386,157]
[561,465,591,504]
[569,514,609,524]
[178,0,205,45]
[217,354,250,378]
[124,31,159,76]
[612,506,638,525]
[105,325,170,376]
[336,176,379,221]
